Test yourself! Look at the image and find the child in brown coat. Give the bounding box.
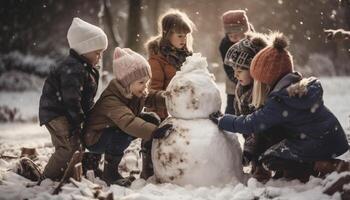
[142,9,194,179]
[145,9,194,120]
[83,47,172,186]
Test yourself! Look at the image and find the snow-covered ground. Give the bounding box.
[0,77,349,200]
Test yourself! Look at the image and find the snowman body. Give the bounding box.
[152,54,244,186]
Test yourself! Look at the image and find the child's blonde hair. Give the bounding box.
[145,9,195,53]
[251,79,271,108]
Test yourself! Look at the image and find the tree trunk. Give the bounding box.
[126,0,142,52]
[99,0,121,72]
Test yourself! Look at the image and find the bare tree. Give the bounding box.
[99,0,122,72]
[126,0,142,52]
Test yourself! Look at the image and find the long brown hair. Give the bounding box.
[145,9,195,53]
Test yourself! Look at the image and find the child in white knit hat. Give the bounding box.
[35,17,108,181]
[83,47,172,186]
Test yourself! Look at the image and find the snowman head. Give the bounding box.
[165,53,222,119]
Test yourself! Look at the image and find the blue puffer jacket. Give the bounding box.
[219,72,349,162]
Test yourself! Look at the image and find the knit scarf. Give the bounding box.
[234,83,254,116]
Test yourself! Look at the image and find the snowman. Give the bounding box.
[151,53,244,187]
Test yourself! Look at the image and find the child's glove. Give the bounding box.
[152,124,173,139]
[209,111,223,125]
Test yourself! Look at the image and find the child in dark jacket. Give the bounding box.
[219,10,252,115]
[83,47,171,186]
[224,33,270,181]
[211,33,349,182]
[38,18,108,181]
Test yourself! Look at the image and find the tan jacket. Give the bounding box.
[83,79,166,146]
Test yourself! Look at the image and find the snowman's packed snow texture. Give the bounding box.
[151,53,244,187]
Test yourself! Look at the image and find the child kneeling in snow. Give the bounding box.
[224,32,276,181]
[37,18,107,181]
[211,32,349,182]
[83,47,172,186]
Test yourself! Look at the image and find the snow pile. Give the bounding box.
[152,53,244,187]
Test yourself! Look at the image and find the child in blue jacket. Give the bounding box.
[210,32,349,182]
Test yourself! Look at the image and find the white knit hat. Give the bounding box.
[67,17,108,55]
[113,47,152,87]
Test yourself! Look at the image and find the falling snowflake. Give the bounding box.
[334,125,338,131]
[282,110,288,117]
[259,123,266,130]
[310,103,319,113]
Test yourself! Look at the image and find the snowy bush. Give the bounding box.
[0,51,56,77]
[0,105,22,122]
[304,53,336,76]
[0,71,44,91]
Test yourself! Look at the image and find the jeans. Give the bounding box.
[87,112,160,157]
[87,127,135,157]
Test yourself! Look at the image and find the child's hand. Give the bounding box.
[152,124,173,139]
[209,111,223,125]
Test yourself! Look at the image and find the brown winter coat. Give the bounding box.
[145,39,191,119]
[83,79,166,146]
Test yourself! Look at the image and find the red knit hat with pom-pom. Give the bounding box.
[250,32,294,86]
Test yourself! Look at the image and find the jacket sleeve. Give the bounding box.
[145,90,166,109]
[105,97,157,140]
[149,58,165,90]
[60,66,85,129]
[218,98,285,134]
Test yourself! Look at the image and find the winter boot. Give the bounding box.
[252,165,271,183]
[282,169,311,183]
[102,154,134,187]
[82,152,102,178]
[282,163,317,183]
[140,140,154,180]
[17,157,43,182]
[314,159,350,177]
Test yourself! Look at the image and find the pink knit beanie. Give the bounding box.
[113,47,152,87]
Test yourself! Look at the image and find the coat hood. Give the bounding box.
[269,72,324,110]
[146,36,162,56]
[101,79,133,102]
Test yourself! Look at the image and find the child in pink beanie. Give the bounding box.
[83,47,171,186]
